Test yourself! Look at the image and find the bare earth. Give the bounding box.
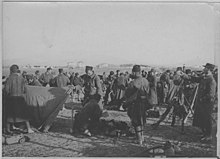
[2,103,218,157]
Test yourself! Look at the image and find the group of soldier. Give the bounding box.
[2,62,218,146]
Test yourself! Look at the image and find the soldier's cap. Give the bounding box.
[47,67,52,71]
[10,64,19,73]
[176,67,182,71]
[132,65,141,72]
[203,63,216,71]
[85,66,93,71]
[110,71,114,75]
[59,68,64,73]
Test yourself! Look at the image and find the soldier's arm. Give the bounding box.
[5,78,10,95]
[207,78,217,103]
[95,75,103,96]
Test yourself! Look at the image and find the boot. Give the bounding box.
[135,126,143,146]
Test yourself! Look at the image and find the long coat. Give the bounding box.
[192,74,216,130]
[4,73,30,122]
[125,75,150,127]
[147,74,158,105]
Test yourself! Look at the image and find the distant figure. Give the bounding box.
[4,64,34,134]
[55,68,70,87]
[159,70,171,104]
[39,67,54,87]
[116,70,120,78]
[104,71,116,105]
[72,73,84,101]
[35,70,41,80]
[114,72,128,108]
[147,69,158,107]
[27,74,42,86]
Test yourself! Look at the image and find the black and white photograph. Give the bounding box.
[1,0,220,157]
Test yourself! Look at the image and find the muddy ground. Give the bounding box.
[2,103,218,157]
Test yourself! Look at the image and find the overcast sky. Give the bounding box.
[3,2,219,67]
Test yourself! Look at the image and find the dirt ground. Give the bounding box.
[2,103,218,157]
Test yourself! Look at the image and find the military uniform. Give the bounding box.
[114,74,128,107]
[147,73,158,106]
[55,74,70,88]
[39,72,53,87]
[124,65,150,145]
[160,72,171,103]
[104,73,116,105]
[82,72,103,110]
[192,73,216,138]
[73,98,102,134]
[5,73,30,123]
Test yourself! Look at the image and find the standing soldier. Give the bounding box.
[81,66,103,110]
[147,68,158,108]
[55,68,70,88]
[104,71,116,105]
[123,65,150,146]
[39,67,54,87]
[4,64,34,134]
[114,72,128,108]
[192,63,217,142]
[160,70,171,104]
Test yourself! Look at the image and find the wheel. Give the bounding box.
[18,137,26,144]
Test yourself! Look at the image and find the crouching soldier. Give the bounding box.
[122,65,150,146]
[73,94,102,137]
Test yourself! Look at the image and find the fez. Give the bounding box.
[85,66,93,71]
[10,64,19,73]
[132,65,141,72]
[203,63,216,71]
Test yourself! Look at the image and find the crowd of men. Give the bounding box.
[2,63,218,146]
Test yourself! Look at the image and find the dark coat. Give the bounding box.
[192,74,216,129]
[147,74,158,105]
[125,75,150,127]
[55,74,70,88]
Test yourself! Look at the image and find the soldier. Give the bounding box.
[4,64,34,134]
[151,67,187,130]
[54,68,70,87]
[81,66,103,110]
[39,67,54,87]
[147,68,158,108]
[34,70,41,80]
[192,63,217,142]
[123,65,150,146]
[104,71,116,105]
[114,72,128,108]
[159,70,171,104]
[73,94,102,137]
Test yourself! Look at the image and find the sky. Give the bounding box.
[2,2,219,67]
